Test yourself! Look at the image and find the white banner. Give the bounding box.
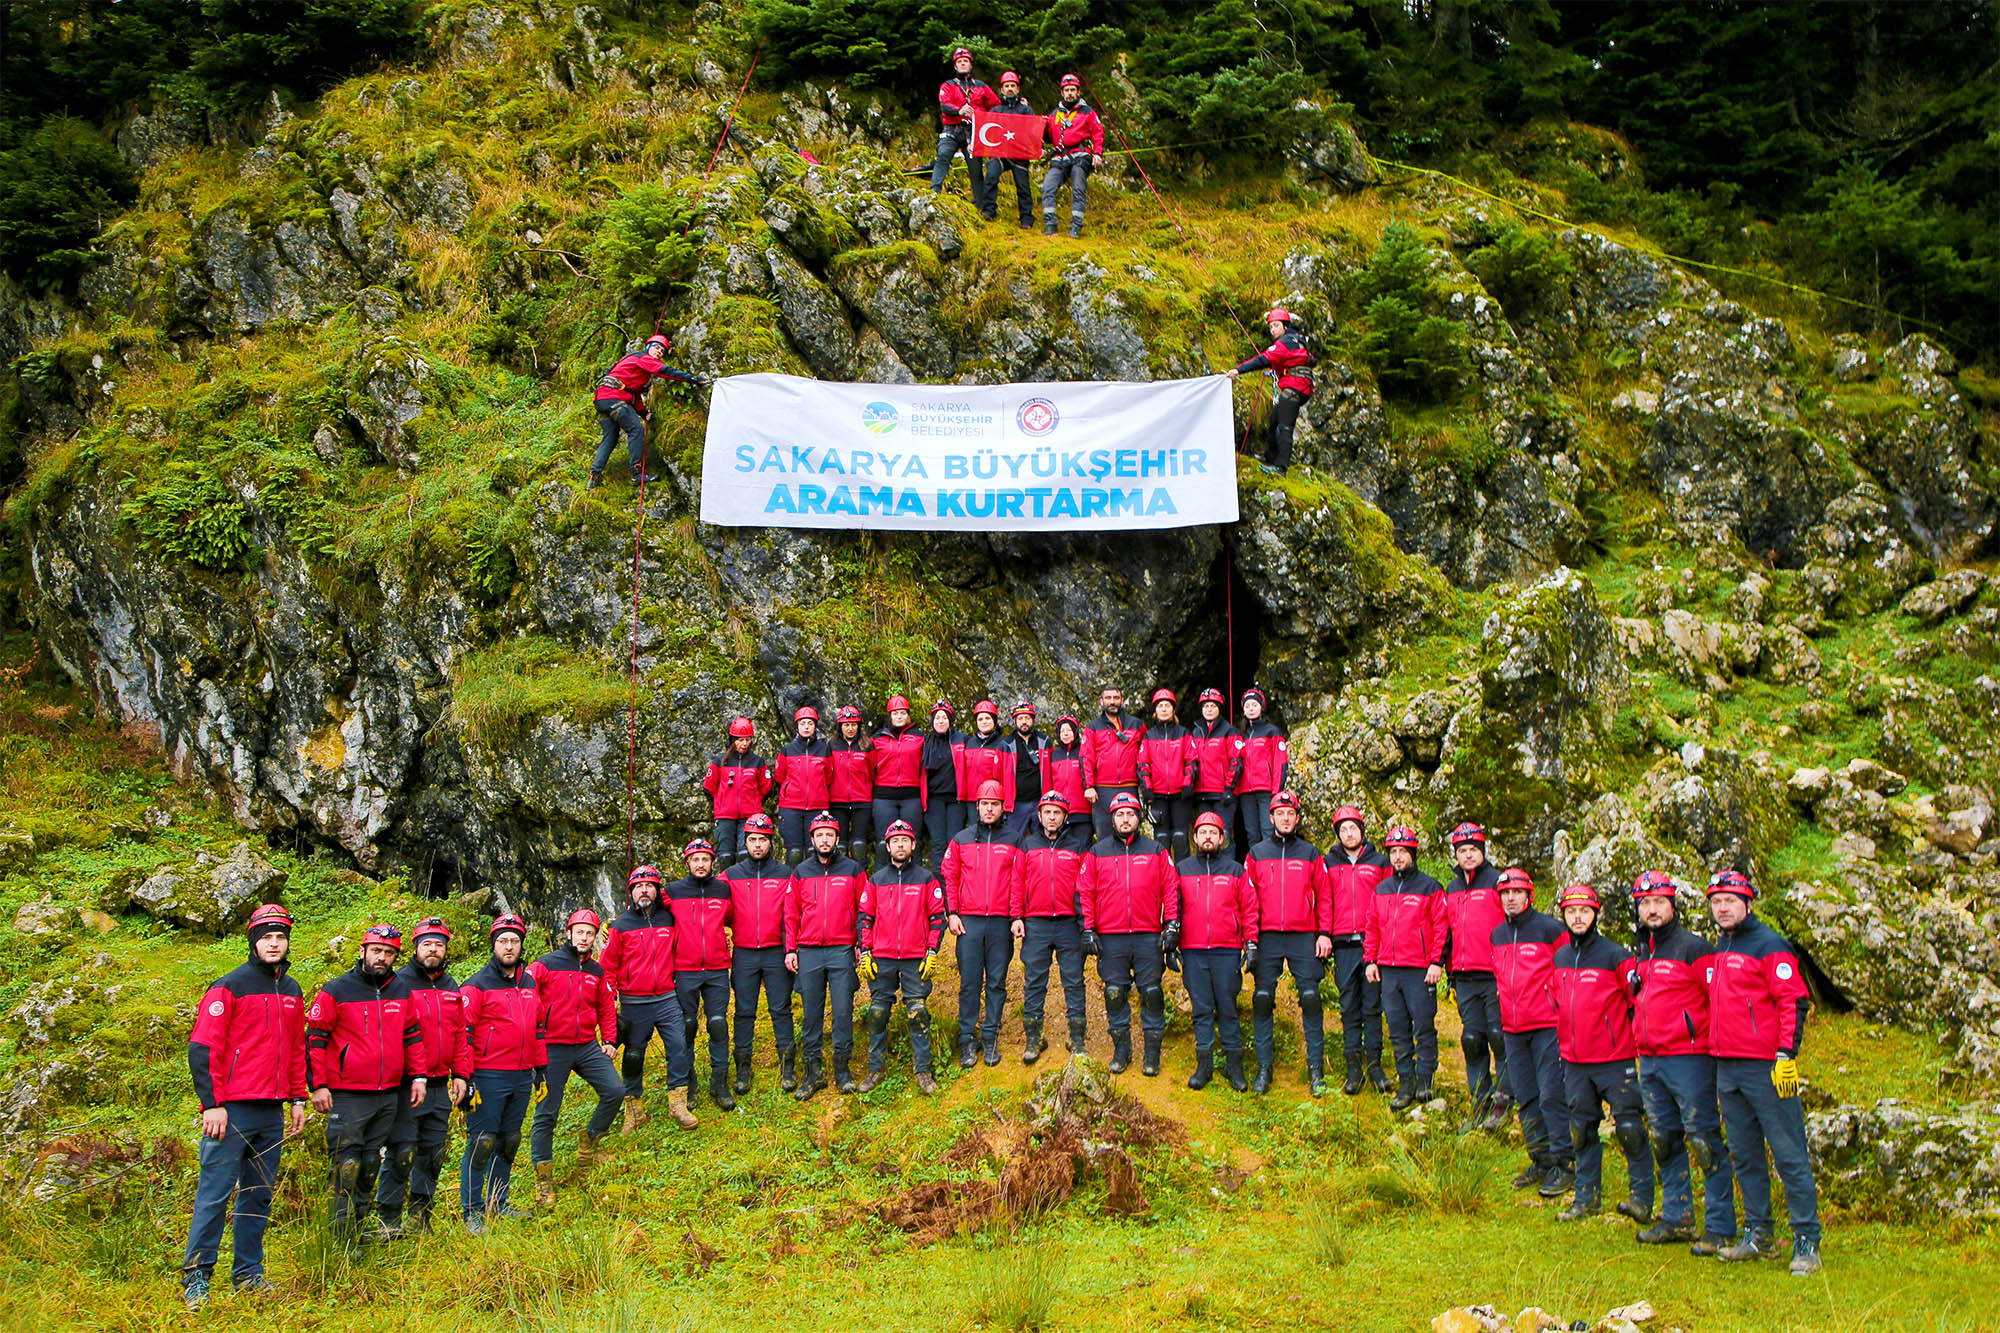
[699,373,1238,531]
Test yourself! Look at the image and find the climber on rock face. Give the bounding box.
[589,334,703,491]
[1224,310,1314,474]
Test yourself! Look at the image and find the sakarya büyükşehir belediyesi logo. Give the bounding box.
[1016,397,1059,437]
[860,401,899,435]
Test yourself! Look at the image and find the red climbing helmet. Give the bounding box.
[1497,867,1535,901]
[490,913,528,940]
[628,864,664,889]
[728,716,755,739]
[1012,701,1036,718]
[836,705,863,724]
[999,70,1020,85]
[1198,688,1226,707]
[972,699,998,717]
[1449,821,1488,846]
[884,820,918,842]
[743,813,777,837]
[930,700,955,718]
[1262,308,1297,325]
[682,838,716,862]
[976,780,1005,802]
[1241,687,1268,708]
[643,334,670,357]
[1631,869,1677,900]
[412,915,452,943]
[1108,792,1143,812]
[1038,791,1070,811]
[246,903,293,938]
[1192,811,1227,835]
[565,908,601,932]
[1382,826,1420,850]
[362,923,403,952]
[794,705,819,723]
[950,46,973,63]
[1331,805,1365,829]
[1270,790,1301,814]
[885,694,912,713]
[1059,73,1080,89]
[809,810,841,835]
[1706,869,1756,902]
[1150,687,1178,707]
[1554,884,1601,913]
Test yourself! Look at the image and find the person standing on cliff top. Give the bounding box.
[932,47,998,210]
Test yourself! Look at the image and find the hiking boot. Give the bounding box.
[1068,219,1082,238]
[1638,1219,1695,1245]
[1720,1231,1777,1263]
[710,1067,736,1112]
[1343,1058,1363,1096]
[779,1046,797,1093]
[1480,1093,1514,1133]
[982,1037,1000,1066]
[1512,1161,1545,1190]
[493,1202,535,1222]
[366,1215,403,1244]
[1789,1239,1822,1276]
[959,1042,977,1070]
[733,1056,752,1096]
[1412,1081,1435,1103]
[1224,1049,1248,1091]
[1018,218,1035,230]
[533,1162,556,1209]
[1021,1021,1044,1065]
[834,1059,856,1094]
[406,1210,432,1236]
[1389,1087,1416,1111]
[1557,1196,1601,1222]
[1109,1031,1132,1074]
[1253,1062,1274,1095]
[233,1275,275,1294]
[1188,1049,1214,1090]
[1307,1059,1327,1098]
[464,1211,487,1237]
[1539,1165,1575,1197]
[667,1086,698,1129]
[1141,1035,1161,1077]
[980,210,997,222]
[1043,219,1057,235]
[1366,1061,1390,1093]
[182,1273,211,1309]
[621,1095,649,1135]
[586,469,604,491]
[631,471,662,486]
[914,1070,937,1095]
[1067,1018,1088,1053]
[1690,1233,1730,1258]
[857,1067,887,1093]
[576,1130,607,1166]
[1616,1199,1654,1225]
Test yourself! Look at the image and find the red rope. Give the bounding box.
[626,41,764,868]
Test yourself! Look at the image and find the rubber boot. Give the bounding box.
[794,1052,821,1102]
[1142,1033,1162,1077]
[1224,1049,1248,1092]
[710,1066,735,1112]
[1109,1029,1132,1074]
[1389,1085,1416,1111]
[586,469,603,490]
[1187,1049,1214,1090]
[1021,1020,1044,1065]
[779,1045,797,1093]
[733,1052,752,1096]
[1067,1016,1088,1054]
[667,1086,698,1129]
[533,1162,556,1210]
[835,1057,856,1094]
[1308,1057,1328,1098]
[576,1130,605,1166]
[1253,1060,1274,1095]
[621,1095,649,1135]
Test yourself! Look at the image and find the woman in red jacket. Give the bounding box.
[1138,688,1195,860]
[704,717,772,870]
[1234,688,1288,859]
[828,705,876,865]
[870,695,926,859]
[1224,309,1314,474]
[774,706,832,866]
[1188,688,1242,845]
[1039,715,1091,849]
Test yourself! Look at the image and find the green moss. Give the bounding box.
[448,635,627,745]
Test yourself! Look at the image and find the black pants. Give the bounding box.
[1252,931,1326,1069]
[834,802,873,863]
[1264,387,1305,470]
[732,946,796,1064]
[619,991,692,1097]
[870,796,922,853]
[377,1079,450,1225]
[1145,790,1195,860]
[1329,941,1384,1067]
[1380,965,1438,1088]
[1504,1027,1572,1168]
[1059,818,1093,851]
[531,1042,621,1162]
[983,157,1034,223]
[924,800,966,869]
[592,399,647,474]
[777,808,814,865]
[1235,792,1274,861]
[797,943,858,1064]
[1641,1053,1733,1236]
[1453,972,1506,1103]
[1089,784,1140,840]
[955,914,1015,1049]
[1565,1058,1651,1209]
[867,958,933,1074]
[676,967,731,1075]
[713,817,748,864]
[183,1101,282,1284]
[1097,931,1165,1039]
[324,1087,399,1228]
[1183,947,1244,1053]
[1020,916,1087,1029]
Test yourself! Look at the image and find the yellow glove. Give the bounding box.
[1772,1057,1800,1099]
[856,951,877,984]
[531,1069,549,1104]
[919,949,940,980]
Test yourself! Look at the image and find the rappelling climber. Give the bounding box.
[589,333,704,491]
[1224,309,1314,474]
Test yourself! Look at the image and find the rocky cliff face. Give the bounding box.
[5,1,1997,1071]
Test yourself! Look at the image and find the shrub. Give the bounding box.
[1465,220,1573,314]
[0,119,138,293]
[1359,296,1472,402]
[121,468,253,572]
[587,184,700,306]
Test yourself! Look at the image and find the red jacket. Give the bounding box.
[667,874,733,972]
[858,862,947,959]
[938,75,999,127]
[593,351,696,406]
[1081,713,1143,789]
[461,958,547,1073]
[829,737,875,804]
[1364,867,1447,968]
[1189,720,1242,795]
[721,856,796,951]
[871,725,926,795]
[599,902,677,997]
[1234,330,1314,397]
[704,749,772,819]
[188,958,307,1108]
[954,733,1018,807]
[1138,724,1194,796]
[1080,831,1179,934]
[1039,744,1088,816]
[1322,844,1391,939]
[1552,928,1637,1064]
[1245,833,1330,935]
[396,961,472,1080]
[1633,918,1713,1057]
[792,853,866,947]
[306,964,427,1093]
[528,945,617,1046]
[1490,909,1562,1033]
[1174,851,1259,950]
[1044,99,1104,155]
[774,737,832,811]
[1237,722,1287,793]
[941,820,1023,917]
[1706,913,1810,1060]
[1015,832,1084,918]
[1445,862,1505,974]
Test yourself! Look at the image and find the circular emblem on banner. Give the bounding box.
[860,401,899,435]
[207,1000,226,1017]
[1016,397,1059,437]
[1776,962,1794,980]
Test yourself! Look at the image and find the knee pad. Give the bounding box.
[867,1004,892,1034]
[1571,1118,1600,1153]
[332,1154,362,1194]
[393,1145,416,1175]
[906,1008,930,1035]
[1252,988,1276,1020]
[1140,985,1164,1013]
[1614,1116,1648,1162]
[1649,1125,1685,1166]
[1297,985,1323,1022]
[705,1014,728,1043]
[498,1128,523,1163]
[1103,983,1129,1008]
[1689,1131,1724,1175]
[467,1133,498,1172]
[1459,1030,1488,1067]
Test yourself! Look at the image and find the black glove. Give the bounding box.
[1164,944,1182,973]
[1241,939,1260,973]
[1080,929,1100,957]
[1160,920,1182,953]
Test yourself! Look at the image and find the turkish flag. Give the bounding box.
[969,110,1043,159]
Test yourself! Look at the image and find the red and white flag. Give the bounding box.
[969,110,1042,160]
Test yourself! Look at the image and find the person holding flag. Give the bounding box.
[1041,74,1104,238]
[978,71,1038,228]
[931,46,998,210]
